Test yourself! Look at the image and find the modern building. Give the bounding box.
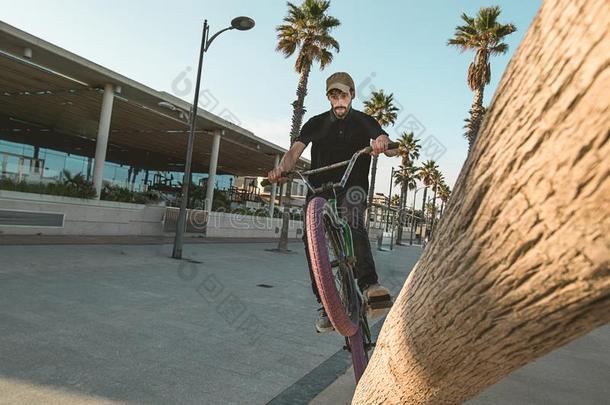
[0,21,309,237]
[372,192,389,206]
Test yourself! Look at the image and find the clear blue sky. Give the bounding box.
[1,0,541,203]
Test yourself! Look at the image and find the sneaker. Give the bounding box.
[315,307,334,333]
[362,283,393,318]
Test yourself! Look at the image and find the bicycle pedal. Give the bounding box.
[367,295,392,304]
[368,300,393,310]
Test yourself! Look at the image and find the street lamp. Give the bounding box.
[409,186,425,246]
[172,16,255,260]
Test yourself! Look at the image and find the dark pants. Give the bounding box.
[301,187,378,303]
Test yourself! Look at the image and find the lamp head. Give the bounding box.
[231,16,255,31]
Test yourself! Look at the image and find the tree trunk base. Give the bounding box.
[352,0,610,403]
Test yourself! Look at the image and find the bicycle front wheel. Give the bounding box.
[306,197,360,337]
[348,327,368,382]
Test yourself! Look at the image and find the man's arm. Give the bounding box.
[267,141,307,183]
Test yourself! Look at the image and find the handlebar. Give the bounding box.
[261,141,400,187]
[261,174,288,187]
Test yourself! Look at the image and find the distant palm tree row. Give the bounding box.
[392,132,451,243]
[363,90,399,217]
[273,0,515,247]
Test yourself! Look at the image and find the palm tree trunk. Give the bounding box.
[403,187,413,241]
[277,64,311,251]
[402,185,410,242]
[352,1,610,401]
[429,184,438,236]
[396,182,407,244]
[366,155,379,230]
[468,87,485,150]
[419,187,428,240]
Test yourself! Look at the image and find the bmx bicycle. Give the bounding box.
[262,141,399,382]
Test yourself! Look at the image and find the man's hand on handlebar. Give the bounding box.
[371,134,391,157]
[267,167,287,184]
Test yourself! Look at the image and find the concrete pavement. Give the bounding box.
[308,316,610,404]
[0,239,419,404]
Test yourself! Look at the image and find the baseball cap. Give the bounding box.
[326,72,355,94]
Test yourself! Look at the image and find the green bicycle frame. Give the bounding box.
[328,198,355,261]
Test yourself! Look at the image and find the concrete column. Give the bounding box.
[92,84,115,199]
[143,170,149,191]
[86,157,92,181]
[32,146,40,176]
[1,155,7,177]
[268,154,280,217]
[204,129,222,213]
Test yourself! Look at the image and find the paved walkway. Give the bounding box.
[0,235,302,246]
[0,239,419,404]
[310,319,610,404]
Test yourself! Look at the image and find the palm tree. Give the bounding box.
[448,6,516,150]
[429,169,445,237]
[394,163,418,244]
[396,131,421,239]
[425,200,436,225]
[275,0,340,250]
[397,131,421,165]
[363,89,398,226]
[61,169,96,198]
[437,181,451,218]
[417,160,438,239]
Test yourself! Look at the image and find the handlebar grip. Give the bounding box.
[260,171,291,187]
[365,141,401,154]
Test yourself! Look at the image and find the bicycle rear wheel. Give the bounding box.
[306,197,360,337]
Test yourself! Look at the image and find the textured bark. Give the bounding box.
[353,0,610,403]
[289,64,311,143]
[467,88,486,150]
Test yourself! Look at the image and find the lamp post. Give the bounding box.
[409,186,425,246]
[171,16,255,260]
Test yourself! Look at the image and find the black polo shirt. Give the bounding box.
[294,107,387,195]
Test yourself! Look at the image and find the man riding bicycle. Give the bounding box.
[267,72,396,333]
